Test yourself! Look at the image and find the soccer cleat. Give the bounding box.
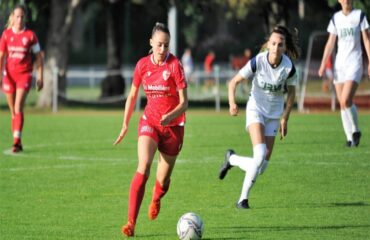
[236,199,250,209]
[344,141,352,147]
[148,199,160,220]
[12,143,23,153]
[219,149,235,180]
[121,220,135,237]
[352,131,361,147]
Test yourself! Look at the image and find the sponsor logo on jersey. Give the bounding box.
[10,37,14,42]
[147,71,151,77]
[339,28,355,38]
[140,125,154,134]
[262,82,283,92]
[22,37,29,46]
[145,85,170,91]
[162,70,170,81]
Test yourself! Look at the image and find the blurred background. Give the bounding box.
[0,0,369,111]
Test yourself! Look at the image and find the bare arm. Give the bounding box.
[160,88,188,126]
[0,51,5,86]
[114,84,139,145]
[318,34,337,77]
[280,85,295,140]
[34,51,44,91]
[228,73,246,116]
[361,29,370,78]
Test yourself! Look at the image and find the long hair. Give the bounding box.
[261,25,301,60]
[5,4,28,29]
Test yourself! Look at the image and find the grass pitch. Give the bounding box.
[0,109,369,239]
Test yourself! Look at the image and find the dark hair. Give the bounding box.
[272,25,300,60]
[260,25,300,60]
[151,22,170,38]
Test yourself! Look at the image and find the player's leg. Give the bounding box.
[340,80,360,146]
[237,122,266,208]
[148,152,176,220]
[12,89,28,152]
[122,135,157,237]
[148,126,184,220]
[334,83,353,146]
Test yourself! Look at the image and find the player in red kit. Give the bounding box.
[114,22,188,237]
[0,4,43,153]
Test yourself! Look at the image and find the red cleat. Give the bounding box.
[148,200,160,220]
[121,220,135,237]
[12,143,23,153]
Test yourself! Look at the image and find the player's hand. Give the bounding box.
[160,114,171,126]
[36,79,43,91]
[318,65,324,78]
[279,118,288,140]
[113,125,128,145]
[229,103,238,116]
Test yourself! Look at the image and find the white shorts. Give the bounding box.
[334,65,363,84]
[246,107,280,136]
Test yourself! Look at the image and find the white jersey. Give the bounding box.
[328,9,369,70]
[239,51,297,119]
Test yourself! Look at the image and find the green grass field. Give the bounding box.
[0,109,369,239]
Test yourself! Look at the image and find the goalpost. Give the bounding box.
[298,31,336,112]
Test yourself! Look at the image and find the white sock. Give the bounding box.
[346,105,359,132]
[341,110,353,141]
[258,159,269,175]
[238,163,258,203]
[238,144,267,203]
[229,154,253,172]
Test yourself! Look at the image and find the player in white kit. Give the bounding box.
[219,25,300,209]
[318,0,370,147]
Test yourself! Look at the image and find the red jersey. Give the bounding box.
[133,53,187,126]
[0,28,40,73]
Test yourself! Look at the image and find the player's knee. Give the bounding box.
[253,143,267,167]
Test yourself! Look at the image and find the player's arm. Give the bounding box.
[228,73,245,116]
[114,84,139,145]
[160,88,188,126]
[280,85,295,140]
[361,29,370,77]
[34,51,44,91]
[318,34,336,77]
[0,51,5,85]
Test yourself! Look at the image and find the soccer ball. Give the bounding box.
[176,212,204,240]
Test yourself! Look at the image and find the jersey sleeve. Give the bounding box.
[327,16,337,35]
[132,60,143,87]
[31,32,41,53]
[173,60,187,90]
[0,31,7,53]
[360,12,369,31]
[238,57,255,80]
[286,64,297,86]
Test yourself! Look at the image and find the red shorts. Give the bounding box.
[138,118,184,156]
[2,70,32,94]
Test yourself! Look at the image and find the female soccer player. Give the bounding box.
[0,4,43,153]
[318,0,370,147]
[219,25,300,209]
[114,22,188,237]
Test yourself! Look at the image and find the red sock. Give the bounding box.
[152,179,170,202]
[13,113,24,145]
[127,172,148,223]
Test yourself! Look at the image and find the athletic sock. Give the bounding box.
[229,154,253,172]
[127,172,148,223]
[258,159,269,175]
[346,105,359,132]
[340,109,353,142]
[13,113,24,145]
[238,144,267,203]
[152,179,170,202]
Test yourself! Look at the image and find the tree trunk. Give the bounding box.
[101,0,125,98]
[37,0,82,108]
[262,0,290,34]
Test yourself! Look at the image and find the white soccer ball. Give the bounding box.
[176,212,204,240]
